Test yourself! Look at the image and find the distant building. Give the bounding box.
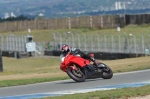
[39,13,44,17]
[4,13,9,19]
[115,2,126,10]
[10,12,16,17]
[4,12,16,19]
[38,13,44,19]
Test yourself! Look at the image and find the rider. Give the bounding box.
[60,44,98,72]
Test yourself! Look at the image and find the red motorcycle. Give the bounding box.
[60,52,113,82]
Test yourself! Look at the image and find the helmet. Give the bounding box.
[61,44,70,53]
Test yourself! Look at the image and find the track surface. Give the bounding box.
[0,69,150,97]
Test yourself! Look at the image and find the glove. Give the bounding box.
[90,57,99,66]
[74,49,80,54]
[90,57,95,62]
[71,47,76,51]
[93,60,99,66]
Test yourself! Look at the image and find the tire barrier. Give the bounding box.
[2,51,30,59]
[44,51,145,60]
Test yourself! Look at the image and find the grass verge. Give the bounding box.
[0,56,150,87]
[0,26,150,98]
[0,77,69,87]
[1,25,150,42]
[44,85,150,99]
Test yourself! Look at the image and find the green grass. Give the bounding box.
[1,25,150,52]
[44,85,150,99]
[0,56,150,88]
[1,24,150,42]
[0,25,150,98]
[0,77,69,87]
[1,57,60,75]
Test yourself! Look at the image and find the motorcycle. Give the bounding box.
[60,52,113,82]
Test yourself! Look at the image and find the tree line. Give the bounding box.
[0,14,34,22]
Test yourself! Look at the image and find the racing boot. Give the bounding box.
[84,65,95,77]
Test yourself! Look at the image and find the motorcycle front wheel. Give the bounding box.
[98,63,113,79]
[67,65,86,82]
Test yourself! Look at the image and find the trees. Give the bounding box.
[0,14,34,22]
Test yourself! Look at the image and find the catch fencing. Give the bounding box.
[0,33,149,55]
[51,32,150,55]
[0,34,41,53]
[0,34,26,52]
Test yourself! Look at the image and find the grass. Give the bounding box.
[0,56,149,99]
[1,25,150,52]
[0,25,150,98]
[0,77,69,87]
[1,24,150,42]
[44,85,150,99]
[0,56,150,87]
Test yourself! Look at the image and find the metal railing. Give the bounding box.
[0,33,149,55]
[0,34,26,52]
[51,32,150,55]
[0,34,42,55]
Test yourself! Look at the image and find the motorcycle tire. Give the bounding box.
[67,66,86,82]
[99,63,113,79]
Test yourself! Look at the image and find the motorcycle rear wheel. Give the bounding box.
[67,65,86,82]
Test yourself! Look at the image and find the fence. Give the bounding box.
[0,34,49,54]
[0,15,121,32]
[51,32,150,55]
[0,33,149,55]
[0,34,26,52]
[1,14,150,32]
[125,14,150,25]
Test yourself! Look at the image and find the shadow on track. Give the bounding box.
[56,78,103,84]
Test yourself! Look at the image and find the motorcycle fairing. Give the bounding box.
[64,54,91,67]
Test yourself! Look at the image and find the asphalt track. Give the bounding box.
[0,69,150,98]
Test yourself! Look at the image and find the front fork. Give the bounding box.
[70,65,87,77]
